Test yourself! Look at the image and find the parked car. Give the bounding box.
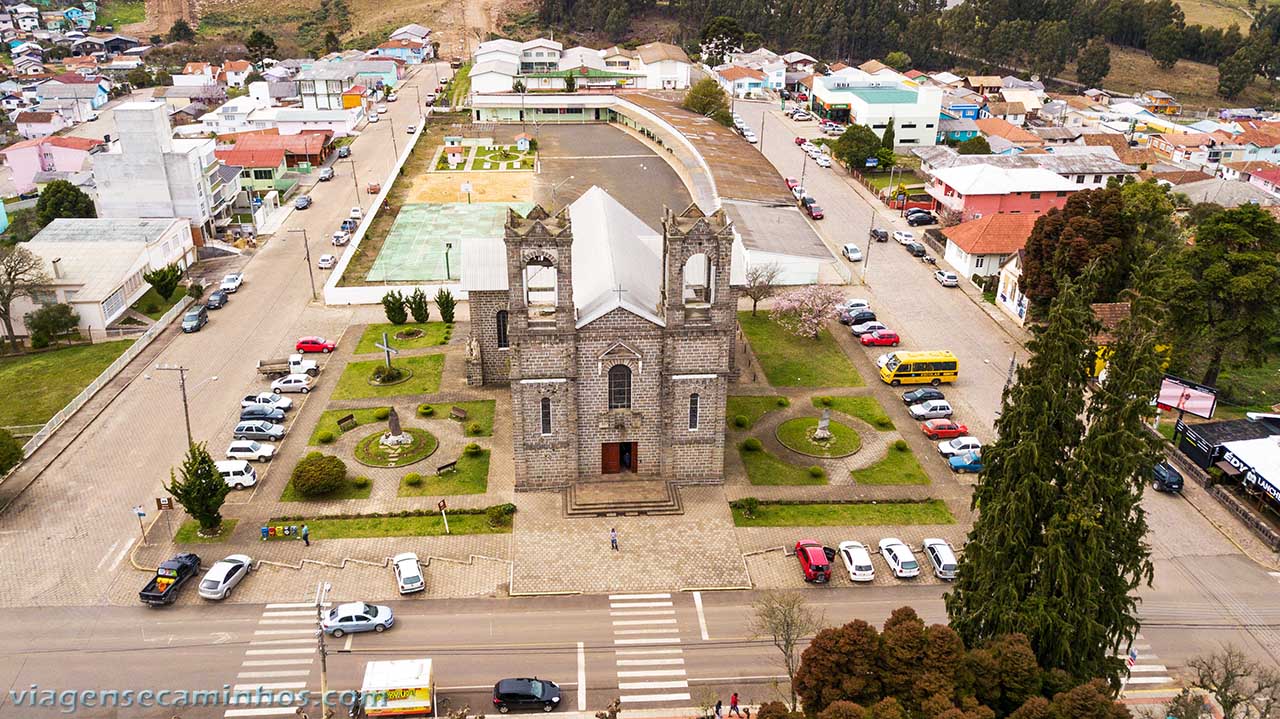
[220,273,244,292]
[232,420,284,442]
[318,167,335,181]
[296,336,337,353]
[332,231,351,246]
[815,154,832,168]
[840,309,877,326]
[870,228,889,242]
[920,418,968,440]
[938,436,982,458]
[294,195,312,210]
[492,678,562,713]
[907,212,936,226]
[837,298,872,313]
[241,392,292,411]
[908,399,953,420]
[934,270,959,287]
[798,195,817,209]
[922,539,958,580]
[341,218,358,233]
[1152,460,1185,493]
[393,552,425,594]
[181,306,208,333]
[904,242,927,257]
[318,254,337,270]
[216,459,258,489]
[387,93,398,102]
[841,244,863,262]
[879,538,920,578]
[794,136,807,146]
[226,440,276,463]
[271,373,316,394]
[791,185,807,200]
[743,130,759,143]
[376,104,388,114]
[793,111,812,121]
[838,540,875,582]
[892,230,915,244]
[337,146,351,158]
[795,539,831,583]
[406,124,417,134]
[198,554,252,600]
[804,203,824,220]
[904,207,932,219]
[321,601,394,637]
[205,289,228,309]
[350,207,363,220]
[861,329,900,347]
[949,451,984,474]
[785,177,800,189]
[368,113,379,123]
[902,387,945,405]
[239,405,285,423]
[139,553,200,606]
[851,320,887,337]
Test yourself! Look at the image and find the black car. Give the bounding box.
[493,678,561,713]
[337,146,351,158]
[1152,461,1184,493]
[905,241,927,257]
[239,405,286,423]
[902,387,945,405]
[907,213,936,226]
[206,289,229,309]
[840,309,877,326]
[870,228,890,242]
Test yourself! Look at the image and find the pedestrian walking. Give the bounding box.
[730,693,741,717]
[715,699,724,719]
[302,524,310,547]
[610,527,619,551]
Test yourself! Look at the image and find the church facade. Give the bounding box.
[464,186,743,490]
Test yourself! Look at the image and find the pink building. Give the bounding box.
[926,165,1080,222]
[14,111,68,139]
[0,135,105,192]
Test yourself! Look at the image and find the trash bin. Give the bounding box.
[261,526,270,541]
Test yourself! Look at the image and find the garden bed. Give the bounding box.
[279,476,374,502]
[776,417,862,457]
[353,427,438,468]
[739,443,827,485]
[813,396,894,430]
[727,395,788,430]
[417,400,495,436]
[354,322,451,353]
[174,519,239,543]
[399,449,490,495]
[309,407,390,445]
[851,442,931,485]
[731,499,955,526]
[267,507,513,538]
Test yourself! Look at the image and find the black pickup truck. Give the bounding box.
[139,553,201,606]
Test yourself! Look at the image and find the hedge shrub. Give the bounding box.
[463,442,483,457]
[290,452,348,497]
[404,473,424,487]
[741,437,763,452]
[374,407,391,420]
[316,430,335,444]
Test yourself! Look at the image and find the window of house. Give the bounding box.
[252,169,273,180]
[608,364,632,409]
[30,290,56,305]
[1093,175,1102,183]
[540,397,552,435]
[901,123,917,129]
[975,257,984,268]
[1076,175,1085,183]
[496,310,508,348]
[1056,191,1068,197]
[688,393,700,430]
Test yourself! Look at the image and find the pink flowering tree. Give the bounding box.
[770,285,846,338]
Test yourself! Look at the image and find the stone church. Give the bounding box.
[464,186,745,491]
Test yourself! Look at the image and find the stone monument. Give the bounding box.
[380,406,412,447]
[812,408,833,441]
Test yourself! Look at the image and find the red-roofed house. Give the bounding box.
[941,213,1039,281]
[215,147,287,193]
[15,110,66,138]
[974,117,1044,149]
[904,69,926,80]
[226,129,332,166]
[1246,166,1280,198]
[222,59,254,88]
[1149,132,1217,164]
[0,135,104,191]
[717,65,766,97]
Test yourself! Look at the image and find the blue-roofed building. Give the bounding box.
[810,68,943,146]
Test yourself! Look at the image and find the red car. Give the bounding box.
[861,329,900,347]
[794,136,807,146]
[805,204,824,220]
[921,418,969,440]
[295,336,336,353]
[795,539,831,583]
[796,93,809,101]
[785,177,800,189]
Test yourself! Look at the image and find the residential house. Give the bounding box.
[1222,122,1280,163]
[995,251,1028,325]
[222,59,254,88]
[341,84,365,109]
[69,36,104,56]
[926,164,1080,221]
[999,87,1043,117]
[829,62,851,72]
[717,65,766,98]
[602,46,638,71]
[1177,176,1277,207]
[929,71,963,87]
[272,107,359,137]
[938,117,979,143]
[1139,90,1180,115]
[781,51,816,72]
[1243,166,1280,198]
[468,60,518,94]
[0,91,23,111]
[101,55,143,73]
[1032,126,1083,145]
[980,101,1026,125]
[389,23,430,44]
[940,92,981,120]
[975,117,1043,150]
[913,145,1136,190]
[152,84,226,111]
[15,110,66,138]
[40,11,65,30]
[1220,160,1280,182]
[170,101,208,126]
[519,38,562,73]
[635,42,691,90]
[174,61,220,87]
[12,57,44,75]
[215,147,287,194]
[473,38,522,67]
[62,54,98,72]
[810,67,943,146]
[1083,88,1112,105]
[1083,132,1156,166]
[296,64,357,110]
[376,39,429,64]
[942,213,1037,281]
[102,35,141,55]
[965,75,1002,95]
[223,128,332,167]
[1140,168,1214,186]
[36,72,108,119]
[62,6,93,30]
[1149,132,1217,165]
[336,59,403,91]
[0,134,102,191]
[200,95,270,134]
[10,5,40,32]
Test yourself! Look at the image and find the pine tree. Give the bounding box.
[165,443,231,534]
[35,179,96,228]
[880,117,895,149]
[1075,37,1111,88]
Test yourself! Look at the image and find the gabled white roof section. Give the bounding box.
[569,186,664,328]
[930,71,962,85]
[469,60,518,78]
[476,38,521,55]
[933,165,1079,194]
[521,38,562,53]
[560,46,605,71]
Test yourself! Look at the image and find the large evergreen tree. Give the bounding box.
[35,180,96,228]
[880,117,895,149]
[165,443,231,534]
[1075,37,1111,88]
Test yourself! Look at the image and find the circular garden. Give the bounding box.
[353,427,438,468]
[775,417,862,458]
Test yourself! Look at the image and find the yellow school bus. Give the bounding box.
[879,350,960,386]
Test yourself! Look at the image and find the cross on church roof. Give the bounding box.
[611,283,627,303]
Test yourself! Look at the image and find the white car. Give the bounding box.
[879,538,920,578]
[743,130,759,144]
[938,436,982,458]
[934,270,959,287]
[800,141,817,153]
[318,254,337,270]
[393,552,425,594]
[892,230,915,244]
[198,554,252,600]
[908,399,953,420]
[406,124,416,134]
[837,298,871,313]
[220,273,244,292]
[876,353,892,369]
[922,538,959,580]
[332,231,351,246]
[350,207,363,220]
[841,244,863,262]
[377,104,388,114]
[386,93,398,102]
[216,459,258,489]
[791,185,806,200]
[851,321,887,336]
[793,111,812,121]
[227,440,276,463]
[367,113,379,123]
[815,154,832,168]
[272,373,316,394]
[241,392,293,411]
[838,541,875,582]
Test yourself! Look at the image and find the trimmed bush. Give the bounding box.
[467,422,482,436]
[371,365,405,383]
[404,473,424,487]
[817,396,833,407]
[732,414,748,428]
[373,407,391,420]
[418,404,435,417]
[738,496,760,518]
[484,502,517,528]
[290,452,348,497]
[741,437,763,452]
[893,439,909,452]
[808,465,825,478]
[776,397,790,407]
[463,442,483,457]
[352,476,370,489]
[316,430,335,444]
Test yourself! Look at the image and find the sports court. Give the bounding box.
[366,202,534,282]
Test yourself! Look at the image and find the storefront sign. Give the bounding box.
[1224,450,1280,504]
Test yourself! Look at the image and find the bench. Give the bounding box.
[336,414,357,432]
[449,406,468,421]
[436,461,458,475]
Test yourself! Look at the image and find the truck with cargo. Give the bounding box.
[139,553,201,606]
[257,354,320,378]
[358,659,435,717]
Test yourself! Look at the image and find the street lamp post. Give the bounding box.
[389,115,399,156]
[862,226,874,281]
[153,365,218,446]
[550,175,574,206]
[315,581,332,719]
[289,228,317,300]
[444,242,453,280]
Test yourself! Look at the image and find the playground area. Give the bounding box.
[365,202,535,282]
[432,143,537,172]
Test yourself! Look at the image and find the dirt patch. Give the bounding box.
[126,0,195,36]
[404,166,534,203]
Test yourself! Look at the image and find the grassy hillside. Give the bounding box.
[1175,0,1256,29]
[1063,44,1276,112]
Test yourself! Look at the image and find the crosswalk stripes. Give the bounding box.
[222,603,329,718]
[1114,633,1177,692]
[609,593,692,704]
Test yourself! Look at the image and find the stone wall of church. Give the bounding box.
[510,377,578,490]
[662,373,727,482]
[468,290,511,385]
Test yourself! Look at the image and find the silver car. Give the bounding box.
[393,552,425,594]
[321,601,394,637]
[233,420,285,441]
[908,399,953,420]
[922,538,958,580]
[879,538,920,578]
[199,554,252,600]
[938,436,981,458]
[851,321,887,337]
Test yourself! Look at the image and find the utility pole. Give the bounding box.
[289,228,317,300]
[315,581,332,719]
[155,365,192,446]
[861,226,874,282]
[346,160,361,208]
[389,115,399,156]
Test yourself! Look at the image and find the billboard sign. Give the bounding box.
[865,157,878,167]
[1156,374,1217,419]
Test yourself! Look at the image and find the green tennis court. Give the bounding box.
[366,202,534,282]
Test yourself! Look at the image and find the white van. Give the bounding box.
[216,460,258,489]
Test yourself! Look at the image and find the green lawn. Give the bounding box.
[269,512,509,538]
[727,395,787,430]
[354,322,451,354]
[1217,361,1280,413]
[739,312,861,387]
[776,417,862,457]
[129,287,183,321]
[97,0,146,26]
[331,354,444,400]
[732,500,955,527]
[309,406,390,444]
[174,519,238,543]
[814,396,894,430]
[851,443,931,485]
[1157,421,1176,443]
[740,445,827,485]
[280,476,374,502]
[0,340,134,426]
[418,399,495,436]
[399,449,490,495]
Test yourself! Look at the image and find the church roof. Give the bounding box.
[569,186,665,328]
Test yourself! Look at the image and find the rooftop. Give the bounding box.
[933,165,1080,194]
[214,147,286,168]
[974,117,1042,145]
[942,213,1038,255]
[636,41,690,65]
[26,218,184,298]
[823,84,918,104]
[718,66,765,82]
